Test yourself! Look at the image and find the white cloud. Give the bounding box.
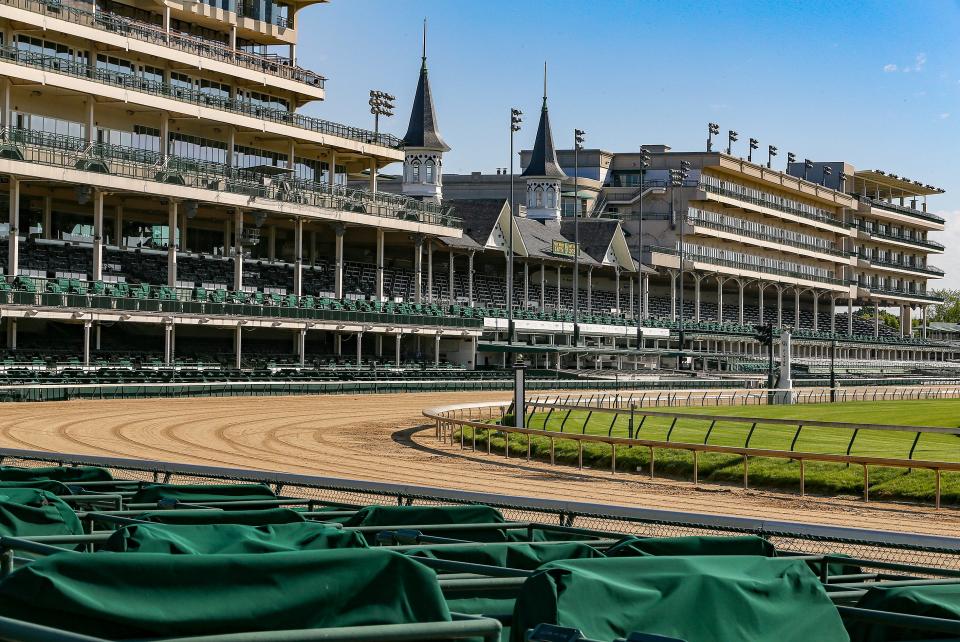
[885,53,927,74]
[883,64,898,72]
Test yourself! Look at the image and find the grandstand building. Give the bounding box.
[0,0,953,378]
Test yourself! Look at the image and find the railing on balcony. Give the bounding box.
[0,45,400,148]
[686,208,850,259]
[0,127,460,229]
[0,0,321,88]
[857,253,945,276]
[866,287,943,303]
[855,225,945,251]
[650,245,849,286]
[859,196,945,225]
[698,175,850,229]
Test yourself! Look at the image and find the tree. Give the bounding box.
[929,289,960,323]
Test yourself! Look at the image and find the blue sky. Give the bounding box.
[298,0,960,286]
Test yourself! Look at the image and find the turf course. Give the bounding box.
[469,400,960,504]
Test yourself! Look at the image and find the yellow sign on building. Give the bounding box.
[552,240,577,257]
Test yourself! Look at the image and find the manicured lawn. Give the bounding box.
[465,400,960,504]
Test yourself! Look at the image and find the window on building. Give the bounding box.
[535,187,543,208]
[412,162,421,183]
[425,160,435,184]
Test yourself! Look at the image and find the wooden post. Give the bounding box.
[550,438,555,465]
[527,434,531,460]
[578,441,583,470]
[800,459,805,496]
[611,444,616,474]
[863,465,869,502]
[936,469,941,510]
[649,447,655,479]
[693,450,698,486]
[743,455,749,489]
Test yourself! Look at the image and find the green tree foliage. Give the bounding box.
[929,289,960,323]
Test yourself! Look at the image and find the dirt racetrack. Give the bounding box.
[0,391,956,536]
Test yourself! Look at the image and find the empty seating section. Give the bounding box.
[0,239,938,346]
[0,464,953,641]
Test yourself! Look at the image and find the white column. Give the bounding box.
[539,261,546,310]
[922,305,928,339]
[164,323,173,365]
[556,265,561,308]
[776,287,783,327]
[434,333,441,367]
[642,274,649,319]
[427,239,434,303]
[448,250,455,306]
[167,200,177,287]
[614,268,621,314]
[356,332,363,366]
[694,277,701,322]
[758,283,765,325]
[92,190,104,281]
[628,276,634,318]
[794,288,801,327]
[234,325,242,370]
[467,251,474,306]
[395,333,401,367]
[328,150,337,188]
[414,236,423,304]
[848,299,854,336]
[669,271,677,320]
[738,280,745,325]
[293,217,303,297]
[586,267,593,313]
[716,277,724,322]
[83,321,91,366]
[369,158,377,192]
[299,328,306,366]
[375,229,385,301]
[334,225,345,299]
[85,98,95,145]
[7,177,18,279]
[812,293,819,331]
[830,297,836,334]
[874,302,880,338]
[233,209,244,291]
[523,262,529,309]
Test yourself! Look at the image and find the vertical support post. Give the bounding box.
[375,228,385,302]
[874,301,880,338]
[7,176,18,279]
[43,196,53,241]
[369,158,377,193]
[167,200,177,287]
[467,251,475,307]
[448,250,455,306]
[234,325,242,370]
[395,333,401,368]
[82,321,91,366]
[299,328,306,366]
[164,323,172,365]
[334,224,345,299]
[413,235,423,304]
[587,266,593,313]
[848,299,854,336]
[614,267,621,314]
[293,217,303,297]
[512,362,526,428]
[356,331,363,367]
[233,209,244,291]
[427,239,434,303]
[434,333,440,367]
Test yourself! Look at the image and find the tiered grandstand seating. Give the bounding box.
[0,463,952,641]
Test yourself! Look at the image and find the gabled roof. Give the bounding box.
[560,219,651,273]
[521,98,566,180]
[514,218,597,265]
[402,56,450,152]
[443,199,508,247]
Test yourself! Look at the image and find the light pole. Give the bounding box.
[706,123,719,152]
[747,138,759,163]
[786,152,796,171]
[726,130,738,155]
[573,128,585,346]
[767,145,778,169]
[636,147,650,346]
[674,160,691,366]
[803,158,813,181]
[822,164,833,187]
[368,90,395,139]
[507,107,522,345]
[830,338,837,402]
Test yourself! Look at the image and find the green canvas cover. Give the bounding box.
[0,488,83,538]
[0,465,111,482]
[133,508,306,526]
[405,541,603,570]
[344,504,509,542]
[130,483,277,505]
[848,584,960,641]
[510,555,849,642]
[605,535,776,558]
[0,549,451,639]
[103,522,368,554]
[0,480,73,495]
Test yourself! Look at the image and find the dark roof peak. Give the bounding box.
[521,64,566,180]
[402,20,450,152]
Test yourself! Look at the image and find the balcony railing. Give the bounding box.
[855,225,945,252]
[0,45,400,149]
[0,0,321,88]
[698,176,850,229]
[866,287,942,303]
[650,245,849,286]
[859,196,945,225]
[857,253,945,276]
[0,127,460,229]
[687,210,850,259]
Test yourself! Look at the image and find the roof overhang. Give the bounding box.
[854,170,944,197]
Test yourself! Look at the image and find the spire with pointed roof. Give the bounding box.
[402,18,450,152]
[522,62,566,180]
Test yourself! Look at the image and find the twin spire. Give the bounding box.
[402,19,449,152]
[522,61,566,180]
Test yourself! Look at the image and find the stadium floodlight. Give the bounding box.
[674,159,693,366]
[822,164,833,186]
[838,170,847,192]
[803,158,814,181]
[635,147,652,338]
[767,145,778,169]
[726,130,738,155]
[573,128,586,345]
[507,107,522,345]
[706,123,720,151]
[368,90,395,136]
[787,152,796,170]
[747,138,759,163]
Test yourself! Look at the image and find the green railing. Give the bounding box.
[867,287,943,303]
[0,0,321,88]
[0,44,402,148]
[0,128,460,229]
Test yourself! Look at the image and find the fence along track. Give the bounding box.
[424,396,960,510]
[0,446,956,571]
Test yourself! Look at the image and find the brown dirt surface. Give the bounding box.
[0,391,956,537]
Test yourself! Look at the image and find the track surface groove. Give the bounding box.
[0,392,956,536]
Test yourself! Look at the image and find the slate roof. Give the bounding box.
[402,58,450,151]
[520,99,566,180]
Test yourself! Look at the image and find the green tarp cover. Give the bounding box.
[848,584,960,641]
[0,465,111,482]
[344,504,510,542]
[0,480,72,495]
[130,483,277,505]
[405,541,603,570]
[0,549,451,639]
[0,489,83,538]
[104,522,368,554]
[133,507,306,525]
[605,535,776,558]
[510,555,849,642]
